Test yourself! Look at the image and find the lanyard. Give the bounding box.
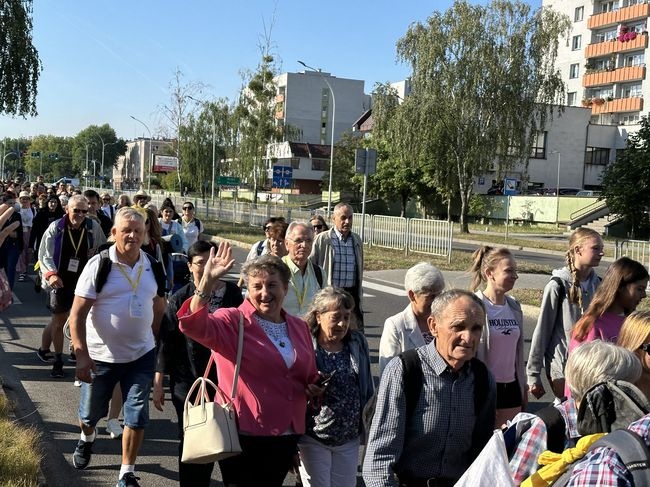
[283,256,309,309]
[116,261,144,294]
[67,227,86,257]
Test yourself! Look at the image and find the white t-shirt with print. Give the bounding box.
[483,298,521,384]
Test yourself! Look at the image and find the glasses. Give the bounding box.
[640,344,650,354]
[183,206,194,211]
[312,225,323,230]
[288,238,313,246]
[264,226,272,231]
[72,208,88,214]
[102,198,111,201]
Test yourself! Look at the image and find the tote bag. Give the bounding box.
[181,312,244,463]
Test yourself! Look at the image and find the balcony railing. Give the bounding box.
[583,65,646,87]
[589,96,644,114]
[588,3,650,29]
[585,33,649,58]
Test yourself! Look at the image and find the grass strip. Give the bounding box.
[0,394,40,487]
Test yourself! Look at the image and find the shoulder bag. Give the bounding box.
[181,311,244,463]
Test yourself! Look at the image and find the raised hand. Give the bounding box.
[203,241,236,282]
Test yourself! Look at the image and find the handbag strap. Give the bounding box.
[231,311,244,400]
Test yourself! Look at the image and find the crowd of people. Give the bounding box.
[5,177,650,487]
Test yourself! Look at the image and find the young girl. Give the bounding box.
[618,310,650,399]
[470,246,525,426]
[527,228,604,401]
[570,257,648,350]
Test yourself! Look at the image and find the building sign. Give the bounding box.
[152,155,178,173]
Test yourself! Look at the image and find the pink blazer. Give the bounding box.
[178,298,319,436]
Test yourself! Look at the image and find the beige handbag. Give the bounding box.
[181,312,244,464]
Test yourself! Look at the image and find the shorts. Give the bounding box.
[79,349,155,430]
[496,380,522,409]
[47,287,75,314]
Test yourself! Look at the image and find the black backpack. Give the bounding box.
[95,248,167,297]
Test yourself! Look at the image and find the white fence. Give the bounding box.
[614,239,650,269]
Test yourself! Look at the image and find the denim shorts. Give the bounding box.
[79,349,155,429]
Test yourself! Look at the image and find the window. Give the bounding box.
[585,147,610,165]
[624,83,643,97]
[570,63,580,78]
[567,92,577,106]
[623,0,639,6]
[575,6,584,22]
[624,53,644,66]
[620,114,640,125]
[530,131,547,159]
[572,35,582,50]
[290,157,300,169]
[311,158,328,171]
[601,1,618,13]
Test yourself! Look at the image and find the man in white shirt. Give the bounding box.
[69,207,166,487]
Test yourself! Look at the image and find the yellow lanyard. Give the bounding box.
[116,261,144,294]
[283,256,309,309]
[67,227,86,257]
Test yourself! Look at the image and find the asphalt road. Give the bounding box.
[0,243,564,486]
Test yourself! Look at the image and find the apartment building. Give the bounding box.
[114,137,171,190]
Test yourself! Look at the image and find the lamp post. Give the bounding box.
[187,96,217,202]
[130,115,153,192]
[298,60,336,217]
[551,150,561,225]
[97,135,117,190]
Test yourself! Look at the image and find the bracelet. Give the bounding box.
[194,289,210,300]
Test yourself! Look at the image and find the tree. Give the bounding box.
[0,0,41,116]
[395,0,570,232]
[600,116,650,238]
[24,135,75,180]
[325,132,365,203]
[73,124,126,184]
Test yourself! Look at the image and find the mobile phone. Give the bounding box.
[317,370,336,388]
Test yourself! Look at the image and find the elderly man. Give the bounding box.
[281,221,324,316]
[36,194,106,377]
[132,190,150,208]
[69,207,166,487]
[363,289,496,487]
[310,203,364,329]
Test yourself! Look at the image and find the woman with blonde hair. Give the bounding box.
[470,246,525,426]
[527,228,604,400]
[570,257,648,350]
[618,310,650,398]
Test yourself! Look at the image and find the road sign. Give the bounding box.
[272,165,292,188]
[503,178,518,196]
[217,176,240,186]
[355,148,377,175]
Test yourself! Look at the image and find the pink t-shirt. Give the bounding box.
[568,312,625,354]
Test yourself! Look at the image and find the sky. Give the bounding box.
[0,0,540,142]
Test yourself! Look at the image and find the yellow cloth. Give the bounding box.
[521,433,606,487]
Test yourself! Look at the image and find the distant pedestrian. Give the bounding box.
[310,215,328,236]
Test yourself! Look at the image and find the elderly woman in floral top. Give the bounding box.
[299,287,374,487]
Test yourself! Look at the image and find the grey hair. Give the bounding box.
[430,289,485,318]
[566,340,642,402]
[404,262,445,294]
[304,287,356,337]
[286,221,313,238]
[114,207,145,227]
[67,194,87,208]
[240,254,291,285]
[333,202,353,216]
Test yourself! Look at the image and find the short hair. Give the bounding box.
[83,189,100,200]
[430,289,485,319]
[304,287,356,337]
[286,221,312,238]
[566,340,642,402]
[67,194,87,208]
[618,310,650,360]
[114,206,145,227]
[240,254,291,285]
[404,262,445,294]
[267,221,288,240]
[187,240,217,263]
[263,216,286,228]
[333,202,353,216]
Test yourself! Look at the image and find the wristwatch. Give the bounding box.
[194,288,210,300]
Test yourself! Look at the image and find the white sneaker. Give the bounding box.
[73,379,82,387]
[106,418,123,439]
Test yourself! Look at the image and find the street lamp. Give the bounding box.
[187,96,217,201]
[551,150,561,225]
[97,135,117,190]
[130,115,154,192]
[298,60,336,217]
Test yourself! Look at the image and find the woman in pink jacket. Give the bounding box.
[178,243,320,487]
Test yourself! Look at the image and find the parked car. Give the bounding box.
[576,190,601,197]
[543,187,582,196]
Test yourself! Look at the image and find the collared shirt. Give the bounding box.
[330,228,356,288]
[566,415,650,486]
[282,256,322,317]
[362,341,496,486]
[510,399,579,484]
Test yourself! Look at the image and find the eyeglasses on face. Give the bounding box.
[640,344,650,354]
[264,226,272,231]
[312,224,323,230]
[102,198,111,201]
[72,208,88,214]
[288,238,313,246]
[183,206,194,211]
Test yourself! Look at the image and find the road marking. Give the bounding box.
[362,281,406,297]
[12,293,22,305]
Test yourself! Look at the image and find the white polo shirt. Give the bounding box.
[75,246,157,363]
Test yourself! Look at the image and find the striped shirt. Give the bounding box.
[330,228,357,288]
[362,342,496,486]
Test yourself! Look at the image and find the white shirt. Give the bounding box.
[482,297,520,383]
[75,246,157,363]
[20,207,34,228]
[281,256,322,317]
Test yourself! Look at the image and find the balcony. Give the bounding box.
[589,96,643,114]
[583,65,646,87]
[275,94,285,103]
[588,3,650,29]
[585,33,649,58]
[275,110,284,119]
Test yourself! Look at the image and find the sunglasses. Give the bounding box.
[72,208,88,214]
[640,344,650,354]
[264,226,272,231]
[312,224,323,230]
[183,206,193,210]
[102,198,111,201]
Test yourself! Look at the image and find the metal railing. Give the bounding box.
[614,239,650,270]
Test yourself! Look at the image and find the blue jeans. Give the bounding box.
[79,349,155,429]
[0,242,19,289]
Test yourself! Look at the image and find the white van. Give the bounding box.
[51,177,81,187]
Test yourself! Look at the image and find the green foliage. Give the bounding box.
[393,0,570,232]
[326,132,365,202]
[72,124,126,180]
[600,116,650,238]
[0,0,41,116]
[24,135,75,180]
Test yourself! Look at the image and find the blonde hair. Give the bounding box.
[469,246,513,292]
[618,310,650,364]
[566,228,602,308]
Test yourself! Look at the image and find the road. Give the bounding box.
[0,243,561,486]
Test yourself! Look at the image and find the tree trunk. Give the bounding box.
[459,188,471,233]
[447,198,452,222]
[400,191,408,218]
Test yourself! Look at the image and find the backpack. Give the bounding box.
[255,240,265,256]
[95,248,167,297]
[311,262,323,288]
